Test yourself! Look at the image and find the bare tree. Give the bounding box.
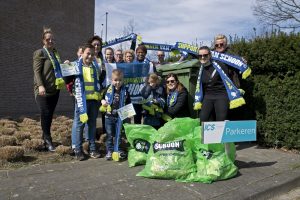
[116,19,137,50]
[253,0,300,30]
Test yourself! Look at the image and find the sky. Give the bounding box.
[95,0,259,47]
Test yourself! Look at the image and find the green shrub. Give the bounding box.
[230,32,300,76]
[229,32,300,150]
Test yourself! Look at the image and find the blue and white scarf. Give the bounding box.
[211,51,251,79]
[100,84,127,113]
[42,47,65,89]
[173,42,251,79]
[105,62,153,104]
[74,58,101,123]
[102,33,136,48]
[167,91,178,107]
[194,61,245,110]
[141,42,174,52]
[100,84,127,157]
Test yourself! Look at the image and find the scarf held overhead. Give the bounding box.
[173,42,251,79]
[194,61,245,110]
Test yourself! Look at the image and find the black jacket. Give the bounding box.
[166,87,190,118]
[202,60,240,98]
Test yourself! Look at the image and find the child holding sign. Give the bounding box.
[100,69,131,160]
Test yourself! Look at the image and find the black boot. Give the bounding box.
[44,139,55,152]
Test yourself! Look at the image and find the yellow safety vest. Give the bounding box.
[83,66,100,100]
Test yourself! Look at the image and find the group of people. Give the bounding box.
[33,27,243,161]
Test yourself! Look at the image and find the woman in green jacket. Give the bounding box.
[33,27,63,151]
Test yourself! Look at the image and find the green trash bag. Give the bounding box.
[192,126,236,162]
[124,123,157,167]
[137,118,199,180]
[181,126,238,183]
[188,149,238,183]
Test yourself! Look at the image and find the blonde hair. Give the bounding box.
[42,27,53,40]
[214,34,227,45]
[123,49,135,59]
[112,69,124,79]
[147,73,161,85]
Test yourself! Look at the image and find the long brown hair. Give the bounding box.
[165,73,184,94]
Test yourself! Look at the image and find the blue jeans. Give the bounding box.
[73,100,99,152]
[105,115,122,153]
[71,120,89,149]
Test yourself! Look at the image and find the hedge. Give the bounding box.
[230,32,300,150]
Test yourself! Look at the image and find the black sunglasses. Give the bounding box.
[199,54,209,58]
[166,80,176,84]
[215,43,224,48]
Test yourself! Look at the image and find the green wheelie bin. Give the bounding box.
[156,59,200,118]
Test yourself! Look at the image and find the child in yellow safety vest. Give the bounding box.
[72,43,102,161]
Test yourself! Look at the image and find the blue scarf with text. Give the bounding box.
[74,58,101,123]
[43,47,65,89]
[194,61,245,110]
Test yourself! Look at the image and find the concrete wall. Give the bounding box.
[0,0,95,118]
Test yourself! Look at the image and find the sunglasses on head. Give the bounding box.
[166,80,175,84]
[199,54,209,59]
[215,43,224,48]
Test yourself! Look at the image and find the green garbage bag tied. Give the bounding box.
[124,123,157,167]
[137,118,199,180]
[181,126,238,183]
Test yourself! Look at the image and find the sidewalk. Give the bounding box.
[0,143,299,200]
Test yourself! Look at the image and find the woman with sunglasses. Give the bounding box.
[214,34,228,53]
[165,73,190,118]
[197,46,240,122]
[214,34,244,121]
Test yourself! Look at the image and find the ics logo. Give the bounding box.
[204,124,215,131]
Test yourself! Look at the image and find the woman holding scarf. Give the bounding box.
[165,73,190,118]
[194,46,245,122]
[33,27,64,151]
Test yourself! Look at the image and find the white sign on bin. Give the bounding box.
[202,120,257,144]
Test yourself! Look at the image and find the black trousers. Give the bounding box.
[133,104,143,124]
[35,91,59,142]
[200,97,229,122]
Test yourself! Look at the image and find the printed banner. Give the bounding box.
[105,62,153,104]
[60,62,80,77]
[202,120,257,144]
[117,103,136,120]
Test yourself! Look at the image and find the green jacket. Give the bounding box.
[33,49,58,97]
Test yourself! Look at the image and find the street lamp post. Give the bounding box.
[105,12,108,42]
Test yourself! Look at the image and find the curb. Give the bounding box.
[211,168,300,200]
[251,169,300,200]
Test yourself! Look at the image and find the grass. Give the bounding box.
[0,116,73,169]
[0,146,24,161]
[0,115,110,170]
